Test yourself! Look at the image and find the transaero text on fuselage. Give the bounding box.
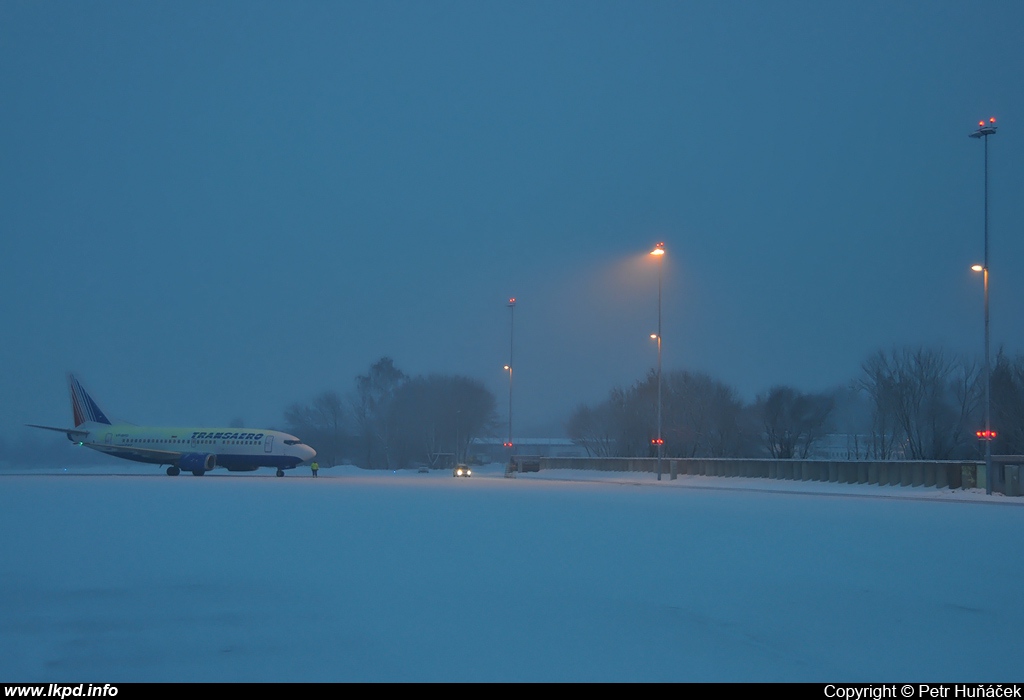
[190,432,265,440]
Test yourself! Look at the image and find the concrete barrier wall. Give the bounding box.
[535,457,1009,494]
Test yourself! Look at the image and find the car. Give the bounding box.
[453,464,472,477]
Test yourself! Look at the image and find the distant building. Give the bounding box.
[804,433,907,460]
[470,437,589,463]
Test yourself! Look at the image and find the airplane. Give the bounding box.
[27,374,316,477]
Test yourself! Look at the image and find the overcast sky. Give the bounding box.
[3,1,1023,439]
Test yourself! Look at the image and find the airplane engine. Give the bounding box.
[178,452,217,476]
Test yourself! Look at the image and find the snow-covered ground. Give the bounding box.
[1,463,1021,682]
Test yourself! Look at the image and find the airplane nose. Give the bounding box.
[303,445,317,462]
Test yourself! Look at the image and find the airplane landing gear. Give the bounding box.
[167,466,180,476]
[276,469,284,477]
[192,468,205,476]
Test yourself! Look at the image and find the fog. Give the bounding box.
[2,2,1024,445]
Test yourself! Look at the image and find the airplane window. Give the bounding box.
[283,439,301,445]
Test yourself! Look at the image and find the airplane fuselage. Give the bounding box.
[75,422,315,472]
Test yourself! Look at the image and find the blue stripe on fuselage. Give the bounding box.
[88,444,301,470]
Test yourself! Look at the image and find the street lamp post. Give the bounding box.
[970,117,997,495]
[650,243,665,481]
[503,365,513,438]
[971,264,993,494]
[505,298,515,462]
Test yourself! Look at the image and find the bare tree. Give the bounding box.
[664,371,745,457]
[824,385,874,459]
[390,374,498,468]
[856,352,902,459]
[284,390,349,466]
[566,403,617,457]
[352,357,408,469]
[757,386,834,459]
[566,370,749,458]
[990,350,1024,455]
[857,347,981,460]
[613,380,656,457]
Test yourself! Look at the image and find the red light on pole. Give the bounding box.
[975,430,997,440]
[650,438,664,445]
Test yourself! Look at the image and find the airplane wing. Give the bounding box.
[27,424,183,463]
[25,424,90,441]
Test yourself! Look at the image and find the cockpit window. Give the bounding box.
[283,439,303,445]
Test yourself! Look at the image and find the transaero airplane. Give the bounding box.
[28,375,316,477]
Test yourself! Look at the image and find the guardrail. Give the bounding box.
[531,457,1022,496]
[510,455,542,473]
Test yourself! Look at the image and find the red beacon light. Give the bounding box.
[975,430,997,440]
[650,438,664,445]
[970,118,997,138]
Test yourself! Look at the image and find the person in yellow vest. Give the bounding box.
[311,461,319,478]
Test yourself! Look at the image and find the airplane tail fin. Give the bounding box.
[68,374,111,427]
